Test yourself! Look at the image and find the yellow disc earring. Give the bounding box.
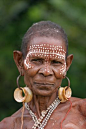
[58,76,72,103]
[14,74,33,103]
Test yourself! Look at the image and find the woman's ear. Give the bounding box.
[66,54,73,71]
[13,50,24,75]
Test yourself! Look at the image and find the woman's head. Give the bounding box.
[13,21,73,96]
[21,21,68,59]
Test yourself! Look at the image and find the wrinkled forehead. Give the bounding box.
[29,43,65,53]
[28,36,66,51]
[26,43,66,60]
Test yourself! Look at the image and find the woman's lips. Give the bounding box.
[34,82,54,87]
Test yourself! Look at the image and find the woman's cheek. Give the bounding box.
[54,63,66,78]
[24,57,34,69]
[60,62,66,76]
[23,66,38,89]
[23,61,39,77]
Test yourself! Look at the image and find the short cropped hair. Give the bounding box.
[21,21,68,58]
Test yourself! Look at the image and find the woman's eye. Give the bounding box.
[31,59,43,63]
[31,59,39,61]
[51,60,62,64]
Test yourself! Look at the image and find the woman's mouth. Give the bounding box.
[33,82,54,88]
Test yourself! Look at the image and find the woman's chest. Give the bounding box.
[21,113,86,129]
[45,112,86,129]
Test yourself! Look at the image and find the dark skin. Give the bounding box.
[0,97,86,129]
[0,36,86,129]
[13,36,73,116]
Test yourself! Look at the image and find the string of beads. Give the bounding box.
[25,98,60,129]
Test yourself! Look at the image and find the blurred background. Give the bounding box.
[0,0,86,121]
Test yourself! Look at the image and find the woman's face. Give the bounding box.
[23,36,67,96]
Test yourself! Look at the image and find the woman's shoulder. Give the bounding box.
[55,97,86,114]
[53,97,86,128]
[71,96,86,102]
[60,97,86,116]
[0,106,32,129]
[0,108,22,129]
[0,116,14,129]
[71,97,86,107]
[71,97,86,116]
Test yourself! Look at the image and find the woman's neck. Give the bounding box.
[29,92,57,117]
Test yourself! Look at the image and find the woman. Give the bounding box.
[0,21,86,129]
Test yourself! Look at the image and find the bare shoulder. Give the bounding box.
[0,116,14,129]
[66,97,86,116]
[71,96,86,104]
[0,107,31,129]
[72,97,86,117]
[55,97,86,115]
[53,97,86,128]
[0,108,21,129]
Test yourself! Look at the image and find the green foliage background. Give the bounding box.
[0,0,86,121]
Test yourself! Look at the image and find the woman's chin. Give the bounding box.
[32,88,56,96]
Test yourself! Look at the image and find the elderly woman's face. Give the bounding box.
[23,36,67,96]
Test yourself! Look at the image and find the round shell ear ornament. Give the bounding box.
[14,74,33,103]
[58,76,72,103]
[14,87,32,103]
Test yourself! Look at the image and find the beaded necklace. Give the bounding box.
[25,98,60,129]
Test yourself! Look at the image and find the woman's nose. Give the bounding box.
[39,64,53,76]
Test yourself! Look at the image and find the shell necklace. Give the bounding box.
[25,98,60,129]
